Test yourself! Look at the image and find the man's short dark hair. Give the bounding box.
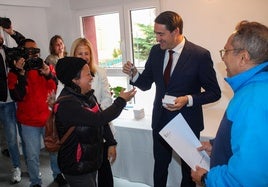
[154,11,183,34]
[18,38,35,48]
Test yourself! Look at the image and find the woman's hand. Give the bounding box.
[107,145,117,164]
[119,88,136,102]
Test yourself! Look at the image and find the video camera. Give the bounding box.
[0,17,11,29]
[6,47,44,71]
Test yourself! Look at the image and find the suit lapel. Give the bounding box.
[169,40,191,82]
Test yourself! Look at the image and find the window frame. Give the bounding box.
[75,1,160,76]
[74,1,160,113]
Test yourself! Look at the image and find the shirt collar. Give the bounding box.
[169,37,185,54]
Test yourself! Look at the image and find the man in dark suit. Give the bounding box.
[123,11,221,187]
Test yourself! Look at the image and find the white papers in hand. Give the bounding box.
[159,113,210,171]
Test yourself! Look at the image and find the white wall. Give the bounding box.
[0,0,74,58]
[45,0,75,55]
[0,4,49,58]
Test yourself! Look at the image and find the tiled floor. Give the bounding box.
[0,149,150,187]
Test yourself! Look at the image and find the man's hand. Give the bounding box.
[3,25,15,35]
[191,166,208,186]
[198,141,212,156]
[39,62,51,76]
[14,57,25,75]
[122,61,137,77]
[163,96,188,111]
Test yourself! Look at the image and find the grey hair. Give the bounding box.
[232,20,268,64]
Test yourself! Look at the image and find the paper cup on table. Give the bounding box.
[133,107,145,119]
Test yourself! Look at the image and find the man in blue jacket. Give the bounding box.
[191,20,268,187]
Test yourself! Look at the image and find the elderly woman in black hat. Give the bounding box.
[54,57,136,187]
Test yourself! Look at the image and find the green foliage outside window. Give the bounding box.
[112,48,122,58]
[133,23,155,61]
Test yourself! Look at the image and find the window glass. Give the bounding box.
[81,7,157,114]
[82,13,121,68]
[130,8,156,67]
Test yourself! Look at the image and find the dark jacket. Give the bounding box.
[0,31,25,102]
[132,39,221,134]
[56,87,125,175]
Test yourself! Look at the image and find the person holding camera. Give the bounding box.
[0,18,26,184]
[7,38,67,187]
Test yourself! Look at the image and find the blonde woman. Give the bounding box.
[70,38,116,187]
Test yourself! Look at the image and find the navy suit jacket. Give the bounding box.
[131,39,221,134]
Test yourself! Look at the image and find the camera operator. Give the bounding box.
[0,18,26,184]
[8,38,67,187]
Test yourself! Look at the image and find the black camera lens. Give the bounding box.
[24,57,43,71]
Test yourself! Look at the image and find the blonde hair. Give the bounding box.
[70,37,97,73]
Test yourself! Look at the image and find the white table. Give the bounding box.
[111,109,182,187]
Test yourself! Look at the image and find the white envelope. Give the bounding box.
[159,113,210,171]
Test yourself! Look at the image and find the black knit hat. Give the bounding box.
[56,57,87,86]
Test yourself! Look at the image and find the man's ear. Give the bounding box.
[172,27,180,35]
[243,50,251,61]
[240,50,251,63]
[239,50,252,68]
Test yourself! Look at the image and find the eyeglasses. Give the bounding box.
[219,48,243,59]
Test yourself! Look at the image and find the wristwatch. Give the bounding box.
[201,172,207,186]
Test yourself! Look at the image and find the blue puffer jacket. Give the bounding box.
[207,61,268,187]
